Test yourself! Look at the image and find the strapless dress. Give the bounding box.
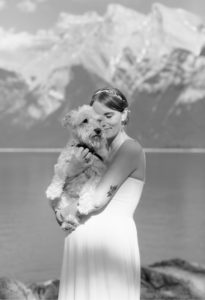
[58,176,144,300]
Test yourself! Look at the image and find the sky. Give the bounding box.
[0,0,205,33]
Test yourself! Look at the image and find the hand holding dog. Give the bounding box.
[61,147,94,178]
[72,147,94,167]
[57,202,81,233]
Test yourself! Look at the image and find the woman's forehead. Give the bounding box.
[92,101,115,114]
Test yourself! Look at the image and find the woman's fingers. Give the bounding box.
[75,147,93,164]
[65,214,80,226]
[82,150,94,164]
[82,148,89,155]
[61,222,76,231]
[81,148,90,162]
[75,147,89,161]
[55,210,64,225]
[85,152,92,159]
[77,147,88,156]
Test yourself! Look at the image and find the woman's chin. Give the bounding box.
[104,129,112,137]
[104,133,111,139]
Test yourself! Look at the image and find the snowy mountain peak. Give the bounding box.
[0,2,205,148]
[152,3,205,54]
[56,10,101,31]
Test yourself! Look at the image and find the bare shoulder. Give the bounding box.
[110,138,145,173]
[117,138,144,159]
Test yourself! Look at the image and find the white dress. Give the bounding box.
[58,176,144,300]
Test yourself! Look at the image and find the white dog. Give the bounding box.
[46,105,108,225]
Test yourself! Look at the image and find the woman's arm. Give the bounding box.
[77,139,144,216]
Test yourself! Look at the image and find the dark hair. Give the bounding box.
[90,87,129,113]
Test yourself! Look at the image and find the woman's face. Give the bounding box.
[92,101,124,140]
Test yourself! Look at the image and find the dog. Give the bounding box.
[46,105,108,226]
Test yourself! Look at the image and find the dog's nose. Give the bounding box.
[94,128,102,135]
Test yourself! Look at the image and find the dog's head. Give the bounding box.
[62,105,107,151]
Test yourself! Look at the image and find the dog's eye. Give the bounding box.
[82,118,88,124]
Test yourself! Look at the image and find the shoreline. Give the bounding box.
[1,148,205,153]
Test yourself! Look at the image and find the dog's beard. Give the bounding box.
[76,132,105,151]
[87,134,103,149]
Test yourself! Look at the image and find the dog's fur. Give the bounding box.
[46,105,108,215]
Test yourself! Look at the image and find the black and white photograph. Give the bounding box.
[0,0,205,299]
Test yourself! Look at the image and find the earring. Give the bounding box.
[121,108,130,126]
[121,119,126,126]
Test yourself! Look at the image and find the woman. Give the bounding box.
[56,87,145,300]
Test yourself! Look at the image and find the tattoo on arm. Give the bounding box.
[107,185,118,198]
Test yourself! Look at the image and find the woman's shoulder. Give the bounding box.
[120,137,146,179]
[116,137,144,160]
[123,136,143,152]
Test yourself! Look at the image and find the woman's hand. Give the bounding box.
[54,210,64,226]
[59,202,81,232]
[54,209,78,233]
[58,147,94,178]
[69,147,94,172]
[74,147,94,166]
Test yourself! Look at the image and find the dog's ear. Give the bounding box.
[61,110,77,128]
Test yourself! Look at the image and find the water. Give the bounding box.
[0,152,205,284]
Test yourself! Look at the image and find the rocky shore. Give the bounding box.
[1,258,205,300]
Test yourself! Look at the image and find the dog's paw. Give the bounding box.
[77,186,96,215]
[45,185,62,200]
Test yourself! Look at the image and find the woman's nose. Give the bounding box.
[97,116,104,123]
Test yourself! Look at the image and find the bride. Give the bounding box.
[53,87,145,300]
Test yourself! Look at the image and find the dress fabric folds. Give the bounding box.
[58,177,144,300]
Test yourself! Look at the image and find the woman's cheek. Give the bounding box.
[107,117,116,126]
[103,118,112,127]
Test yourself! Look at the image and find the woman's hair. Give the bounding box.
[90,87,130,125]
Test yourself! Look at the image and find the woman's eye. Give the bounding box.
[82,118,88,124]
[106,115,112,119]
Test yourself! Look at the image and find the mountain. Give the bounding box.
[0,3,205,148]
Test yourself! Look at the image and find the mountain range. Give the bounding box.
[0,3,205,148]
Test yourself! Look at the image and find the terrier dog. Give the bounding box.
[46,105,108,225]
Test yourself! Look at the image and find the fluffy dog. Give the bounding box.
[46,105,108,224]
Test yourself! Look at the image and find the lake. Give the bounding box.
[0,151,205,284]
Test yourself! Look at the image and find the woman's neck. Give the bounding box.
[107,129,128,156]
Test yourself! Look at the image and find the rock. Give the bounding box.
[0,277,36,300]
[149,258,205,299]
[141,266,197,299]
[1,258,205,300]
[29,279,59,300]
